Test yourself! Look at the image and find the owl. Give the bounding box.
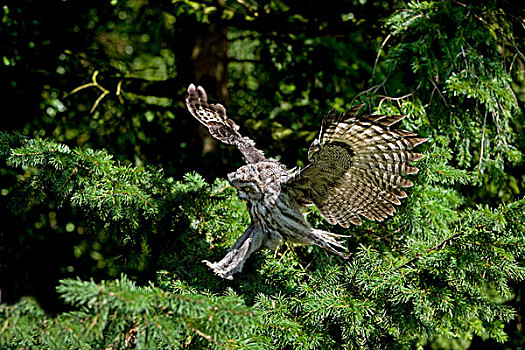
[186,84,427,279]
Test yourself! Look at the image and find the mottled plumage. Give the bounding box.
[186,84,427,279]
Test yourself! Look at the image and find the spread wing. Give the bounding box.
[285,105,428,228]
[186,84,266,164]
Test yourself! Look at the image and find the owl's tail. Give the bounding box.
[310,228,349,258]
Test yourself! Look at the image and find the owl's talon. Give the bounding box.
[203,260,235,280]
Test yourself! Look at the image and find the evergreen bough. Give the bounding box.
[2,275,259,349]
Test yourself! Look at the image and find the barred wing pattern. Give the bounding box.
[185,84,266,164]
[286,105,427,228]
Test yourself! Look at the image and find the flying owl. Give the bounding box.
[186,84,427,279]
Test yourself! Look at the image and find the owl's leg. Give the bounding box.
[261,232,283,258]
[203,225,263,279]
[264,231,283,251]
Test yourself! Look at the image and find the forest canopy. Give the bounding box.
[1,0,524,348]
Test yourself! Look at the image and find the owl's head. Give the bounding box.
[227,162,284,204]
[228,166,264,203]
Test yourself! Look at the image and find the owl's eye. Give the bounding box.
[243,187,250,192]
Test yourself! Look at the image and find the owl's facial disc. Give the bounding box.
[228,178,262,203]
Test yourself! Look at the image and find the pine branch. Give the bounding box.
[0,275,262,349]
[392,232,463,272]
[2,134,162,236]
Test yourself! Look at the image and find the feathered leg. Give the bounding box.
[203,225,264,279]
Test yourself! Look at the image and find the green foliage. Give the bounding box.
[1,0,524,349]
[381,0,522,173]
[1,134,168,275]
[1,275,259,349]
[6,137,160,222]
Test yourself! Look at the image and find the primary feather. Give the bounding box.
[286,105,428,228]
[186,84,266,163]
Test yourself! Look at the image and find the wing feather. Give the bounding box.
[186,84,266,164]
[285,105,427,227]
